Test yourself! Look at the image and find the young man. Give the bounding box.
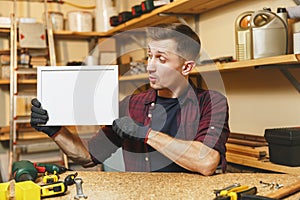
[31,23,230,175]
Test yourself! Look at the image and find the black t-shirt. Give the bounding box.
[149,96,189,172]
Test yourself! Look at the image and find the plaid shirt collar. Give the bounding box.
[144,79,199,106]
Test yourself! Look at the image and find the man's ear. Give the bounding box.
[182,60,195,75]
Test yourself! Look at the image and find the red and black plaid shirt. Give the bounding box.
[88,82,230,172]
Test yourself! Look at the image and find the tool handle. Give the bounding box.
[265,179,300,199]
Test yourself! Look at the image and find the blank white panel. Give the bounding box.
[37,66,119,125]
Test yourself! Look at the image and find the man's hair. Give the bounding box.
[147,23,201,60]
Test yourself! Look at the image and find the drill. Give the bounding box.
[12,160,38,182]
[12,160,71,182]
[34,162,69,174]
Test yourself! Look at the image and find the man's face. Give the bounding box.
[147,39,186,91]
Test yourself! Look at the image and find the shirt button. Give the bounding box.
[145,157,149,161]
[148,113,152,118]
[151,103,155,107]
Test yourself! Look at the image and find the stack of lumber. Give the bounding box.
[226,132,269,162]
[226,132,300,174]
[0,124,48,141]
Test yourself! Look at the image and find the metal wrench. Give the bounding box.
[74,177,88,199]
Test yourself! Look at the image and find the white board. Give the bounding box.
[37,66,119,125]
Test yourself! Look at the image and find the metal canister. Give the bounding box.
[293,21,300,54]
[250,9,287,59]
[235,11,254,61]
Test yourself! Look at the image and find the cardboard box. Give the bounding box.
[264,127,300,166]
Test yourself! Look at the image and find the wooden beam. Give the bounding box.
[226,143,267,159]
[227,138,268,147]
[226,152,300,175]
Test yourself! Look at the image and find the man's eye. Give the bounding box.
[159,56,166,62]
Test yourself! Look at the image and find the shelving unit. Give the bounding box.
[1,53,299,83]
[106,0,237,35]
[0,0,299,176]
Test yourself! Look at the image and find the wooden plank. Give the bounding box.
[229,132,267,143]
[106,0,236,35]
[227,138,268,147]
[226,152,300,175]
[226,143,267,159]
[221,54,300,70]
[192,54,300,73]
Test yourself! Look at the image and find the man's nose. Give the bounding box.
[147,59,156,71]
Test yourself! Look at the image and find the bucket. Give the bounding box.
[67,11,93,32]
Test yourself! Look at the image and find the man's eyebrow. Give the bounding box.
[147,45,168,55]
[157,50,167,55]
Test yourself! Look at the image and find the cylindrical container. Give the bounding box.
[67,11,93,32]
[95,0,117,32]
[293,21,300,54]
[235,11,254,61]
[251,9,287,59]
[277,7,288,27]
[48,12,64,31]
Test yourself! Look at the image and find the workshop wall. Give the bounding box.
[199,0,300,135]
[0,0,299,135]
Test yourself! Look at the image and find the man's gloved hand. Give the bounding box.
[30,98,61,137]
[112,116,151,143]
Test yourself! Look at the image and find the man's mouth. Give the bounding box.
[149,75,157,83]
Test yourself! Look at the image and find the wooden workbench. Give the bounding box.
[9,172,300,200]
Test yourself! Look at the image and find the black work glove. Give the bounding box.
[30,98,61,137]
[112,116,151,143]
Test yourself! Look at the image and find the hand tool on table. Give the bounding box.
[74,177,88,199]
[12,160,72,182]
[214,184,257,200]
[42,171,59,184]
[41,181,68,198]
[12,160,38,182]
[64,172,78,186]
[34,162,72,174]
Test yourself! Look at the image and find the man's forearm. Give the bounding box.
[52,127,96,167]
[146,130,220,175]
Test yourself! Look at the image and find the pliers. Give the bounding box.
[213,183,275,200]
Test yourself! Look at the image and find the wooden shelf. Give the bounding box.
[119,73,148,82]
[192,54,300,73]
[0,79,37,85]
[118,54,300,82]
[53,30,107,40]
[0,0,237,39]
[106,0,236,35]
[1,55,299,85]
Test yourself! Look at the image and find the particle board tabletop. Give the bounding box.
[9,171,300,200]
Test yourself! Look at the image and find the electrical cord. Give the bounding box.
[47,0,96,9]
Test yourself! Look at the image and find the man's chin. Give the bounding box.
[149,83,161,90]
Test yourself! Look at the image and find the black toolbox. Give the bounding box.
[264,127,300,166]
